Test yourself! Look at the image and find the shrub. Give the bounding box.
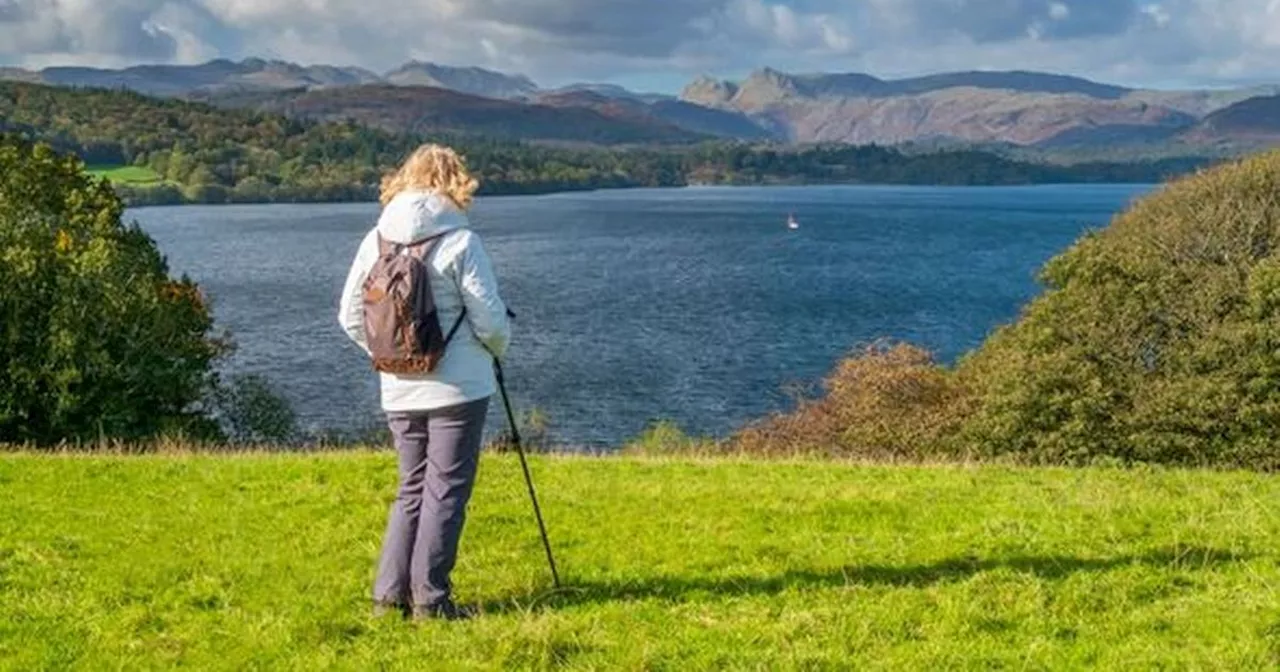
[0,136,226,444]
[212,374,299,445]
[732,342,967,460]
[957,151,1280,469]
[624,420,710,456]
[490,407,555,453]
[115,184,185,206]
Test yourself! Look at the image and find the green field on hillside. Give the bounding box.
[1,453,1277,669]
[85,165,168,186]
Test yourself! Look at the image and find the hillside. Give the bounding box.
[200,85,709,145]
[681,68,1219,148]
[0,67,40,84]
[530,89,771,140]
[750,88,1194,146]
[35,58,382,97]
[0,82,695,203]
[1126,87,1280,118]
[678,68,1280,150]
[1183,94,1280,144]
[384,61,538,99]
[683,68,1135,106]
[545,83,671,104]
[2,452,1276,668]
[0,58,530,100]
[0,58,545,102]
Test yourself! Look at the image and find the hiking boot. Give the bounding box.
[372,601,410,619]
[412,600,476,622]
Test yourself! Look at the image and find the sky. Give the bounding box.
[2,0,1279,93]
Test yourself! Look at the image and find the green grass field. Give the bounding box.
[85,165,167,186]
[2,453,1278,669]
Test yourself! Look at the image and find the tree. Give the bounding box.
[958,150,1280,469]
[0,136,226,444]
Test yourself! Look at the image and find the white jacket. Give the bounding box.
[339,190,511,412]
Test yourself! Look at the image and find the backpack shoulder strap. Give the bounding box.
[407,229,469,345]
[443,306,468,346]
[376,232,400,258]
[405,228,466,261]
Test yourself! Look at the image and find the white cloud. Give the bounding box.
[1141,3,1172,27]
[715,0,855,51]
[0,0,180,64]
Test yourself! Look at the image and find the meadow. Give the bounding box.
[85,165,168,186]
[2,451,1278,669]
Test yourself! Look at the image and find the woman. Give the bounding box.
[338,144,511,621]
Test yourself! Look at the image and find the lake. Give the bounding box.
[130,184,1153,447]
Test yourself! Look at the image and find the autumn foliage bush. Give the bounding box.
[734,342,967,460]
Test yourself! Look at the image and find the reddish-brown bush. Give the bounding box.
[732,341,968,459]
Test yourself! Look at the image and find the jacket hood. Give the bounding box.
[376,190,467,244]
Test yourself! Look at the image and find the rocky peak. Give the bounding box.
[679,75,739,107]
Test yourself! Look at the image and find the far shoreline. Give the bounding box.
[119,179,1166,209]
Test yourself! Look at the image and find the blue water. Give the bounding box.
[130,184,1152,446]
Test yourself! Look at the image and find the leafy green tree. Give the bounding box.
[958,150,1280,469]
[0,136,226,444]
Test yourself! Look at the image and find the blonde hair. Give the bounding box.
[379,144,480,209]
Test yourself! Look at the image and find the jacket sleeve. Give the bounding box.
[338,231,377,355]
[455,230,511,359]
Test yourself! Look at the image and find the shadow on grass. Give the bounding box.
[481,545,1249,614]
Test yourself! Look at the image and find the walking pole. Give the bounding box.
[493,358,562,589]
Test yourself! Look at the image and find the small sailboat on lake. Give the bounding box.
[787,213,799,230]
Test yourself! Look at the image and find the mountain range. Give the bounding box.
[195,85,710,145]
[680,68,1280,148]
[5,58,1280,153]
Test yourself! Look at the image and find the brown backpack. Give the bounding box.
[361,232,466,374]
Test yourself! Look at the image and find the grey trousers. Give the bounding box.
[373,397,490,607]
